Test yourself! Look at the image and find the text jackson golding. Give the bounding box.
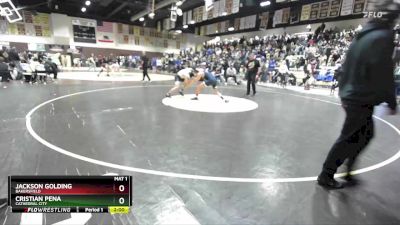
[15,183,72,193]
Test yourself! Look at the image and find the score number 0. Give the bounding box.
[118,185,125,205]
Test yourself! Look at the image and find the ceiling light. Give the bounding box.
[215,30,219,33]
[175,30,182,33]
[222,12,227,16]
[149,12,155,18]
[81,7,87,12]
[85,1,91,6]
[183,24,188,29]
[190,20,195,24]
[228,27,234,31]
[260,1,271,7]
[176,1,183,6]
[139,17,145,22]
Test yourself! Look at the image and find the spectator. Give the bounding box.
[226,64,240,85]
[0,57,10,83]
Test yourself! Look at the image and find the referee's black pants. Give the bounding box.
[321,103,374,176]
[143,69,151,81]
[246,74,256,95]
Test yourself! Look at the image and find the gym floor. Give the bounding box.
[1,74,400,225]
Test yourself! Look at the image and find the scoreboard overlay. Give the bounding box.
[8,176,132,214]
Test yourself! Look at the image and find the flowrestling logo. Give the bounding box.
[363,11,385,18]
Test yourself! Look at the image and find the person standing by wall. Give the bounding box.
[246,53,260,96]
[317,0,399,189]
[0,57,10,83]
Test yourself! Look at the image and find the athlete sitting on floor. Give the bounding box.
[165,67,196,98]
[191,68,229,103]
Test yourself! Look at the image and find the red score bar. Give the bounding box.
[19,183,130,195]
[9,176,132,196]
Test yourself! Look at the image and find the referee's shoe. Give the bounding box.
[0,198,7,209]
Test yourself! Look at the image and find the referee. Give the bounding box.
[317,0,399,189]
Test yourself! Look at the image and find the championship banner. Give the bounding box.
[200,26,205,35]
[34,25,42,36]
[273,9,283,27]
[163,18,169,30]
[234,18,240,31]
[290,5,301,24]
[223,21,229,32]
[122,24,129,34]
[319,1,331,18]
[205,0,214,11]
[16,23,25,35]
[309,2,321,20]
[226,0,233,15]
[183,11,187,25]
[217,21,222,33]
[197,6,204,22]
[25,23,35,36]
[129,25,134,35]
[300,4,311,21]
[133,26,140,35]
[207,24,214,35]
[218,0,225,17]
[8,22,17,34]
[340,0,354,16]
[352,0,366,14]
[157,21,161,32]
[207,8,213,19]
[42,26,51,37]
[239,17,245,30]
[23,11,33,23]
[117,23,123,33]
[282,7,290,24]
[37,14,49,26]
[192,7,198,23]
[123,35,129,44]
[329,0,342,17]
[213,1,219,18]
[232,0,240,14]
[134,36,140,45]
[203,5,208,21]
[0,20,8,34]
[31,13,50,26]
[259,12,269,29]
[248,15,257,29]
[170,20,176,29]
[187,10,193,23]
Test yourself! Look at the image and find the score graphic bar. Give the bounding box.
[8,176,132,214]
